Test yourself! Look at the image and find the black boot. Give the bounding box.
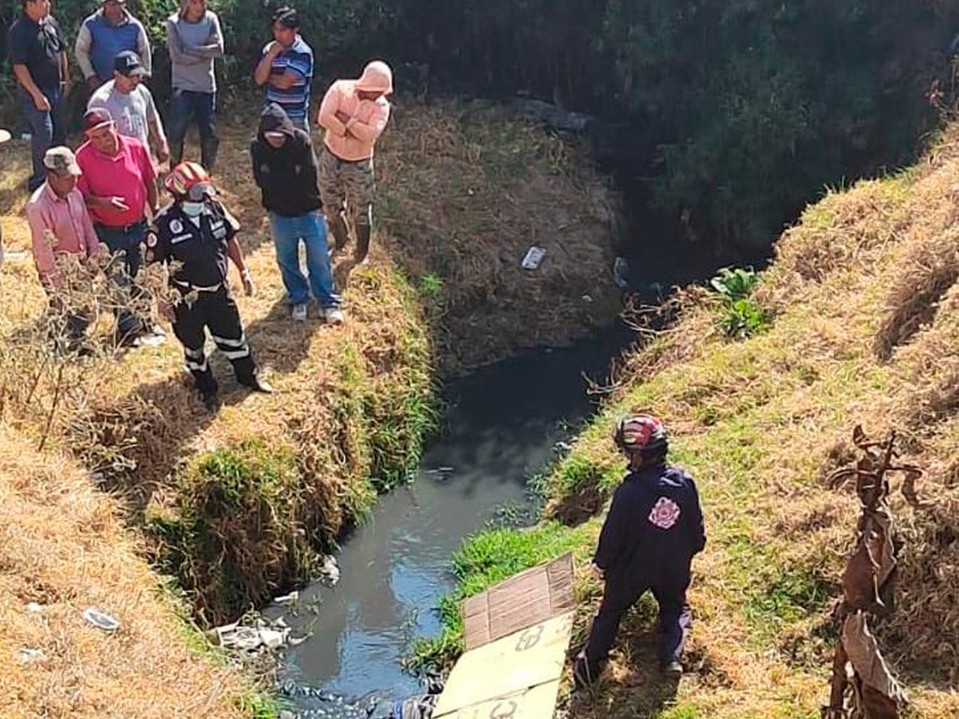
[354,223,371,265]
[196,373,220,410]
[200,137,220,173]
[328,214,350,258]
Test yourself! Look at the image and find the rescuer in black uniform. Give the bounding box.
[146,161,272,406]
[573,414,706,688]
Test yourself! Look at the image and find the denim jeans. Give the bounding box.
[168,89,217,144]
[95,220,149,338]
[20,86,65,191]
[268,211,340,308]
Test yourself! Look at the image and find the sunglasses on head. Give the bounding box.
[186,182,215,201]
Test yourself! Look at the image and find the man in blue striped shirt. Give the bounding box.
[253,6,313,131]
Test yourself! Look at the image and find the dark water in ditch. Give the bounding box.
[266,326,629,714]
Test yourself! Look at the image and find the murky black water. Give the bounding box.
[268,326,628,712]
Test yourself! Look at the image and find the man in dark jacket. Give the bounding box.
[573,414,706,688]
[251,103,342,323]
[146,161,272,407]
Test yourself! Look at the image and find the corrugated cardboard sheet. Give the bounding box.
[435,553,576,719]
[434,682,560,719]
[463,553,575,651]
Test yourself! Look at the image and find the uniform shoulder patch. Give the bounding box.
[648,496,681,530]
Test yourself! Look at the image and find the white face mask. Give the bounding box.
[181,201,204,217]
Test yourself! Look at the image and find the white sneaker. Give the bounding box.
[292,303,308,322]
[323,307,345,324]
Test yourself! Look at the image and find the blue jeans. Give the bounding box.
[268,211,340,308]
[95,220,149,337]
[168,89,217,144]
[20,86,65,191]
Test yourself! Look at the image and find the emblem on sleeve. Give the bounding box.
[648,497,681,529]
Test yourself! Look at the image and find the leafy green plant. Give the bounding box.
[710,266,760,300]
[710,266,768,339]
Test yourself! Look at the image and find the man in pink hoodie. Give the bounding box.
[316,60,392,264]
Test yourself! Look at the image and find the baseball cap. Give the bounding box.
[114,51,146,78]
[43,146,82,176]
[82,107,114,133]
[0,129,11,144]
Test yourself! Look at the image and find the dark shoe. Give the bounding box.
[169,140,184,167]
[661,660,683,679]
[328,215,350,258]
[200,138,220,173]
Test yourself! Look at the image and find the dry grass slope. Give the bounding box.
[0,426,256,719]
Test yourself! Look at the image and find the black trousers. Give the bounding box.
[172,286,257,394]
[580,578,692,679]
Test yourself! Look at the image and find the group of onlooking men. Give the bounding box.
[7,0,392,406]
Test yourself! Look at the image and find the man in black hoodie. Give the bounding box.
[251,103,342,323]
[573,414,706,688]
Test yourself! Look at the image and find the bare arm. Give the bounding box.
[146,179,158,216]
[226,235,247,274]
[254,44,281,86]
[145,90,169,159]
[12,65,48,110]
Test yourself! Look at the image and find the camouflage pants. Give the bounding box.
[318,145,375,229]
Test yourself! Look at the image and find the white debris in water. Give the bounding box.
[25,602,44,614]
[317,555,340,586]
[274,591,299,606]
[214,619,291,653]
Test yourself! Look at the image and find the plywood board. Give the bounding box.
[434,612,574,717]
[463,553,575,650]
[434,681,560,719]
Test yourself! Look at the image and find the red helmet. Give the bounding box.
[614,414,668,452]
[164,161,214,200]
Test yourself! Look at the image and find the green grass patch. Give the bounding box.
[409,521,589,670]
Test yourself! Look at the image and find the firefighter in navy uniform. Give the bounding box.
[573,414,706,689]
[146,161,272,406]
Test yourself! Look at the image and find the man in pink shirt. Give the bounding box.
[76,106,161,343]
[25,146,101,345]
[316,60,392,264]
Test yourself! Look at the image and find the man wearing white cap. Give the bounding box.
[24,146,102,345]
[316,60,393,265]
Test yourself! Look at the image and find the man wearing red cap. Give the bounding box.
[75,106,159,342]
[316,60,393,265]
[573,414,706,689]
